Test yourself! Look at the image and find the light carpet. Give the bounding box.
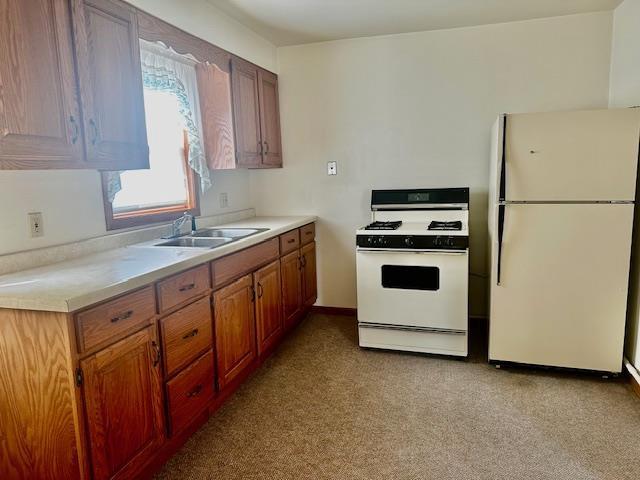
[155,314,640,480]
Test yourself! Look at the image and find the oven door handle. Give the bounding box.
[357,248,467,255]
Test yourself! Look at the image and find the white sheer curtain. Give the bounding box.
[106,39,211,202]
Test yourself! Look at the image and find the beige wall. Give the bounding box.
[609,0,640,369]
[250,12,614,315]
[609,0,640,108]
[0,0,276,256]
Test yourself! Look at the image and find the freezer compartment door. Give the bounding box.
[504,108,640,202]
[489,203,633,372]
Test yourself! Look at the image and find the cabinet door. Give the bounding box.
[72,0,149,170]
[254,260,283,355]
[81,326,164,480]
[257,69,282,167]
[0,0,84,169]
[213,274,256,389]
[230,57,262,168]
[281,250,302,329]
[301,241,317,307]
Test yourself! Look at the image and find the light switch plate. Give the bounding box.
[327,161,337,175]
[220,192,229,208]
[28,212,44,238]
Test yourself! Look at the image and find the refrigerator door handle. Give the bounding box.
[497,205,505,285]
[499,115,507,201]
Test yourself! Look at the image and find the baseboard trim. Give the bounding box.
[624,358,640,399]
[311,306,357,316]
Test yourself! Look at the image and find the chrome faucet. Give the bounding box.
[164,212,195,239]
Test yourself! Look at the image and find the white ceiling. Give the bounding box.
[207,0,622,46]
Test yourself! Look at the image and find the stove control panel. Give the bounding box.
[357,235,468,250]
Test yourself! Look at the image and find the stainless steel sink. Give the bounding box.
[191,228,268,239]
[154,237,233,248]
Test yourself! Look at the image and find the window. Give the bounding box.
[102,39,209,231]
[102,88,199,230]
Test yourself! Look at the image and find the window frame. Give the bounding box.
[101,12,231,231]
[101,131,201,231]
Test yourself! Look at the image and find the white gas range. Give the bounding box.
[356,188,469,356]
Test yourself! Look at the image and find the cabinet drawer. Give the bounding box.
[166,349,215,435]
[160,296,213,377]
[279,229,300,255]
[157,264,210,313]
[76,286,156,353]
[300,223,315,245]
[212,238,279,288]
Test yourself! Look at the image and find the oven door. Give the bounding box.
[356,248,468,331]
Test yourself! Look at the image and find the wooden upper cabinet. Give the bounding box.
[81,326,164,480]
[197,62,237,170]
[0,0,85,169]
[231,57,262,168]
[257,69,282,167]
[230,57,283,169]
[213,274,257,389]
[72,0,149,170]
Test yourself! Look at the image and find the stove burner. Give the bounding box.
[365,221,403,230]
[428,221,462,231]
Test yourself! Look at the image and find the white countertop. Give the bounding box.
[0,216,316,313]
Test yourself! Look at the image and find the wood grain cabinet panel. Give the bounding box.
[71,0,149,170]
[254,260,283,355]
[230,57,283,169]
[81,326,164,480]
[0,309,85,480]
[231,57,262,168]
[300,223,316,245]
[76,286,156,353]
[160,296,213,378]
[212,238,279,288]
[279,229,300,255]
[0,0,85,169]
[257,69,282,167]
[301,241,317,307]
[281,250,303,330]
[165,349,215,436]
[157,265,210,314]
[213,274,256,389]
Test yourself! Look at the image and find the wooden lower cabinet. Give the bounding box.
[213,274,257,389]
[281,249,303,329]
[254,260,283,355]
[165,349,215,435]
[301,241,317,307]
[81,326,165,480]
[0,225,318,480]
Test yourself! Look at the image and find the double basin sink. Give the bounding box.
[154,228,269,249]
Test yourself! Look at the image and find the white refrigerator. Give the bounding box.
[488,108,640,373]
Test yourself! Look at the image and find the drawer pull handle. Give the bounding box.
[111,310,133,323]
[187,384,203,398]
[305,231,312,235]
[182,328,199,340]
[257,282,264,299]
[179,283,196,292]
[287,239,295,244]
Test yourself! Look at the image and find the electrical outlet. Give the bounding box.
[28,212,44,238]
[220,192,229,208]
[327,161,337,175]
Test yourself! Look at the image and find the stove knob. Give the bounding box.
[446,238,454,247]
[405,237,414,247]
[434,237,442,247]
[367,236,374,245]
[379,236,388,246]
